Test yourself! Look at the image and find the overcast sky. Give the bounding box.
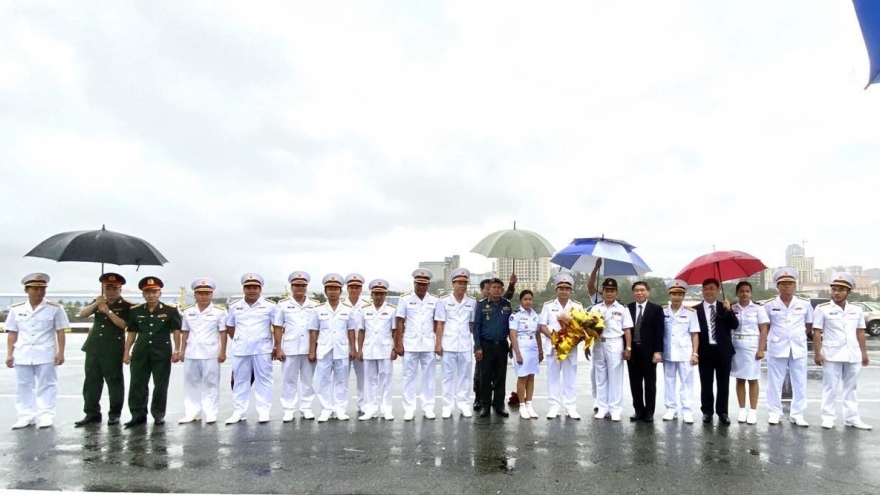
[2,0,878,295]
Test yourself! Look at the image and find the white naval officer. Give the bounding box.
[395,268,440,421]
[813,272,872,430]
[589,278,634,421]
[273,271,319,421]
[178,278,228,425]
[730,280,769,425]
[538,273,584,419]
[225,273,277,424]
[433,268,476,419]
[4,273,70,429]
[763,267,813,427]
[357,279,396,421]
[309,274,357,422]
[344,273,367,415]
[661,279,700,424]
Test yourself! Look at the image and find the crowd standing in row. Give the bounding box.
[3,265,872,431]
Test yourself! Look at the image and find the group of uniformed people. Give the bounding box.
[2,264,872,431]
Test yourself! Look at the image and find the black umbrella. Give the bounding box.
[25,225,168,273]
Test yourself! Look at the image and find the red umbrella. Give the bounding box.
[675,250,768,297]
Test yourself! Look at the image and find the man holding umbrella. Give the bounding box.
[75,273,133,427]
[694,278,739,424]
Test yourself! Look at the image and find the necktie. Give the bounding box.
[709,303,717,343]
[634,304,643,344]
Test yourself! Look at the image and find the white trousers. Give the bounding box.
[546,353,578,410]
[349,358,365,410]
[441,351,472,410]
[363,359,393,415]
[594,339,624,414]
[821,361,862,423]
[315,354,349,414]
[663,360,695,414]
[231,353,273,418]
[183,358,221,419]
[402,351,436,412]
[280,354,316,413]
[767,354,807,418]
[15,363,57,422]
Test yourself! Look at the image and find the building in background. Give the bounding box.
[495,257,551,292]
[419,254,462,291]
[790,254,815,286]
[785,244,805,266]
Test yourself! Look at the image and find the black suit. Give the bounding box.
[694,301,739,416]
[626,301,665,418]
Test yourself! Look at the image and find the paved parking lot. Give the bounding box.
[2,334,880,494]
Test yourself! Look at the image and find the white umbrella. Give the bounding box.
[471,222,555,274]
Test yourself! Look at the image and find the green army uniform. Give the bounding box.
[80,274,133,424]
[126,278,181,424]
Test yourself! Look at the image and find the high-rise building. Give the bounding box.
[748,269,766,290]
[418,255,462,290]
[785,244,805,266]
[495,257,552,292]
[790,254,815,286]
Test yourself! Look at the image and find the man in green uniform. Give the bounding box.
[122,277,182,428]
[75,273,133,427]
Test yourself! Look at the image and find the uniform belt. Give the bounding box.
[482,339,507,344]
[734,334,758,339]
[517,335,534,340]
[599,337,607,342]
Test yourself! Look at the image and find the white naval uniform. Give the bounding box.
[309,301,356,415]
[396,291,439,413]
[539,298,584,413]
[586,293,601,404]
[3,300,69,423]
[434,293,476,413]
[662,305,700,415]
[589,300,633,415]
[730,301,769,380]
[813,301,867,424]
[274,297,318,415]
[181,303,227,420]
[763,296,813,420]
[509,307,540,377]
[226,298,276,419]
[346,298,366,412]
[359,302,396,416]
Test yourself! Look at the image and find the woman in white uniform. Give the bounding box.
[509,290,542,419]
[730,281,769,425]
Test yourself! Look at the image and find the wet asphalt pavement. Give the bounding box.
[2,334,880,494]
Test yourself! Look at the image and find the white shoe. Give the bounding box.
[317,411,331,423]
[37,417,53,429]
[845,420,873,430]
[683,413,695,424]
[737,410,748,423]
[519,407,531,419]
[821,419,834,429]
[258,414,270,423]
[225,414,243,425]
[610,412,621,422]
[302,410,315,420]
[593,409,608,420]
[547,407,560,419]
[424,409,436,420]
[746,410,757,425]
[441,407,452,419]
[403,410,415,421]
[526,402,539,419]
[768,414,780,425]
[567,409,582,420]
[336,411,350,421]
[205,416,217,424]
[459,405,473,418]
[11,419,33,430]
[790,416,809,427]
[384,412,395,421]
[358,412,374,421]
[662,410,677,421]
[178,416,198,424]
[282,411,295,422]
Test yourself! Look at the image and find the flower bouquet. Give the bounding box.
[551,307,605,361]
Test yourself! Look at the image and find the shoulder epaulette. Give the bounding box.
[439,294,451,299]
[400,291,413,297]
[571,299,582,305]
[11,301,25,307]
[214,304,226,310]
[341,300,353,308]
[796,295,810,301]
[122,299,136,305]
[478,297,488,303]
[183,304,195,310]
[315,302,327,308]
[759,297,774,305]
[278,297,290,303]
[163,302,178,309]
[45,301,60,307]
[544,299,556,305]
[387,303,397,308]
[361,301,372,307]
[308,298,320,304]
[130,303,143,309]
[684,306,696,312]
[817,301,831,307]
[263,299,276,305]
[661,304,668,309]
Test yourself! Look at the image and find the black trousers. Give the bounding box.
[479,340,508,408]
[83,352,125,419]
[698,345,731,416]
[473,360,482,400]
[128,351,172,421]
[626,347,657,416]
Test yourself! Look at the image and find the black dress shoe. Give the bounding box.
[124,417,147,428]
[479,408,491,418]
[630,413,644,422]
[593,407,599,413]
[473,400,482,411]
[718,414,731,425]
[154,418,166,426]
[74,416,101,427]
[702,414,713,423]
[494,407,509,418]
[107,417,120,426]
[642,415,654,423]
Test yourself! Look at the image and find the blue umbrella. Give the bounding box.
[551,237,651,276]
[855,0,880,88]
